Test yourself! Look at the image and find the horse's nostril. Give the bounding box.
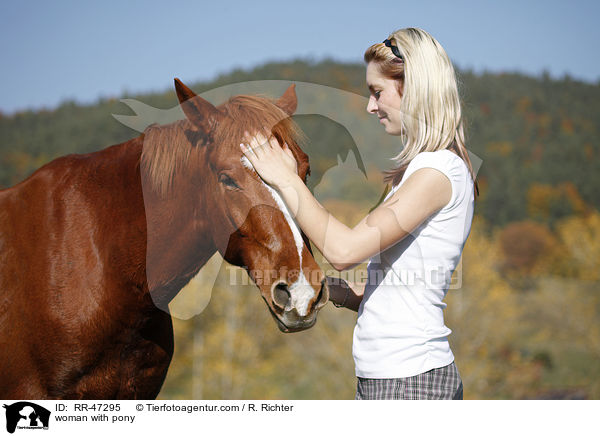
[272,281,291,310]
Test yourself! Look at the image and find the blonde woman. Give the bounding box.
[241,27,477,400]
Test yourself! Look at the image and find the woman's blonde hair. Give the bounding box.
[364,27,478,196]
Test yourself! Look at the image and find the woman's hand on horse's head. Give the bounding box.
[240,129,298,189]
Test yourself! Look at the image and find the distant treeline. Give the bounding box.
[1,59,598,228]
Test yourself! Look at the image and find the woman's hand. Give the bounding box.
[240,130,298,190]
[325,276,364,312]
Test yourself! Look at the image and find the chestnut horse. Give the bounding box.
[0,79,328,399]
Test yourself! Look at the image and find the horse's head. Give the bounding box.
[168,79,328,332]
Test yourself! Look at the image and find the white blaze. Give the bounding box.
[241,156,315,316]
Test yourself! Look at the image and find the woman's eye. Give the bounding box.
[219,173,239,190]
[374,91,381,99]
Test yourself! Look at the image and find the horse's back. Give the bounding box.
[0,139,168,399]
[0,152,90,303]
[0,153,101,396]
[0,139,145,286]
[0,150,114,295]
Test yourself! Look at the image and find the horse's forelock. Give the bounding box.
[216,95,308,177]
[141,94,308,197]
[215,95,304,147]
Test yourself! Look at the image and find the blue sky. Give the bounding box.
[1,0,598,114]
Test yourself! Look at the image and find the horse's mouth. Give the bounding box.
[275,315,316,333]
[267,306,317,333]
[276,317,292,333]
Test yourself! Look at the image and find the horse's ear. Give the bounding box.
[174,78,225,131]
[275,84,297,115]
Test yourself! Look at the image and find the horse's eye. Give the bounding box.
[219,173,240,190]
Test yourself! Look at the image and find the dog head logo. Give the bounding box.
[3,402,50,433]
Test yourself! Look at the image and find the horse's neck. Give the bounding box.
[139,145,217,306]
[84,135,216,308]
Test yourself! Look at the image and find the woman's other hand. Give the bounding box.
[240,130,298,190]
[325,276,364,312]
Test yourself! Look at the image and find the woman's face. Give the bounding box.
[366,61,403,135]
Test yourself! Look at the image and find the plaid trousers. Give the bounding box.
[355,361,463,400]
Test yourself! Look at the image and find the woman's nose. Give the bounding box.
[366,95,378,114]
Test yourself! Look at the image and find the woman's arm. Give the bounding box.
[241,132,451,270]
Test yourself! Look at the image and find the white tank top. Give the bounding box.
[353,149,475,378]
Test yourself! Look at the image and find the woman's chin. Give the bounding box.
[377,117,403,135]
[384,124,403,136]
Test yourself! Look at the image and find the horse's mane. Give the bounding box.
[141,94,306,197]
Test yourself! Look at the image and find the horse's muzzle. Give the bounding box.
[276,308,319,332]
[271,278,328,333]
